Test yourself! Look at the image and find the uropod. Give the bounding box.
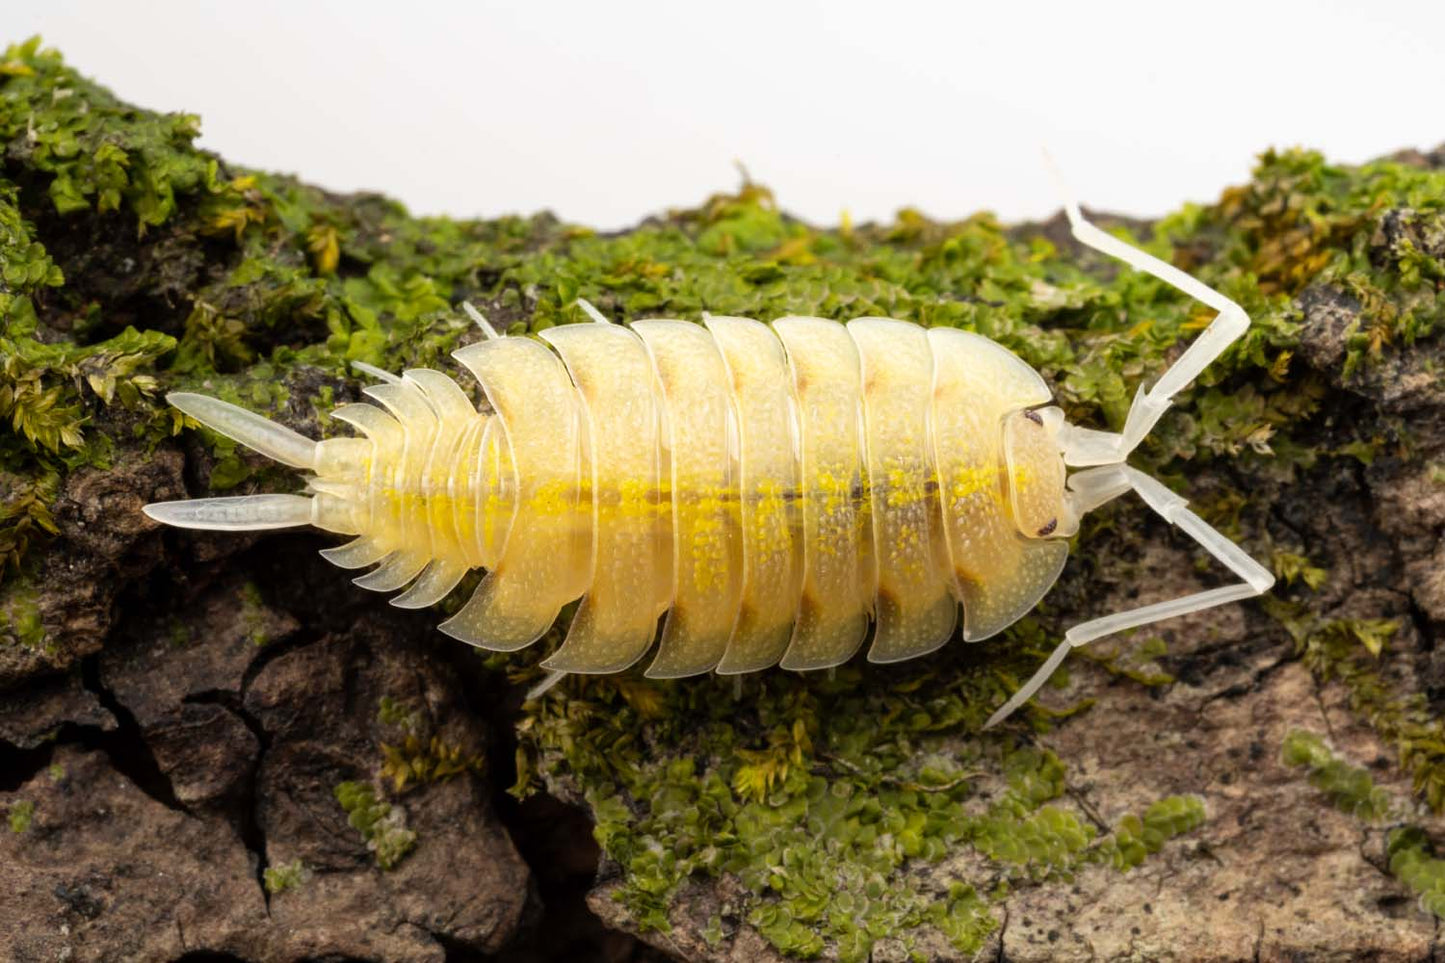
[143,170,1275,727]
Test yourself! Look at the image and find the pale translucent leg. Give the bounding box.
[351,360,404,385]
[575,298,611,325]
[526,670,569,701]
[983,466,1275,729]
[461,302,503,340]
[1043,154,1252,466]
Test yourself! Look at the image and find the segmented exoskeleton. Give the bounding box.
[144,172,1275,726]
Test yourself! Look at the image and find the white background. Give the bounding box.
[12,1,1444,229]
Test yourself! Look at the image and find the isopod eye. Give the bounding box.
[1024,409,1044,426]
[1037,518,1058,537]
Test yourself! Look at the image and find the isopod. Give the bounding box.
[143,172,1275,727]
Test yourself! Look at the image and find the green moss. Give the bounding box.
[521,659,1207,959]
[1390,828,1445,918]
[1273,602,1445,811]
[1271,550,1329,591]
[1283,731,1445,919]
[238,581,272,646]
[379,733,483,794]
[1106,795,1208,871]
[0,579,45,648]
[7,799,34,832]
[333,780,416,870]
[263,858,307,895]
[1281,729,1392,821]
[374,695,483,792]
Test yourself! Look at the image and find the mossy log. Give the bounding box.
[3,36,1445,963]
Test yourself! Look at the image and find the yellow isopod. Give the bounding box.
[143,177,1274,727]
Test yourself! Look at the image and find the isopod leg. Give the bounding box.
[983,465,1274,729]
[526,670,569,701]
[1044,154,1252,466]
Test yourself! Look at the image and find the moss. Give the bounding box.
[374,695,484,792]
[1390,828,1445,918]
[1106,795,1208,871]
[0,578,45,649]
[238,581,271,646]
[1273,602,1445,811]
[7,798,34,832]
[1283,731,1445,919]
[377,695,421,731]
[1281,730,1392,822]
[1271,550,1329,591]
[333,780,416,870]
[263,858,307,895]
[520,661,1208,959]
[379,734,483,793]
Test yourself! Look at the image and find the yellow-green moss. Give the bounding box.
[519,655,1209,960]
[7,799,35,833]
[333,780,416,870]
[374,695,484,792]
[262,858,307,895]
[1274,602,1445,811]
[1284,730,1445,919]
[1281,729,1392,822]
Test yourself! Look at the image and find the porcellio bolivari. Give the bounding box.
[143,176,1275,727]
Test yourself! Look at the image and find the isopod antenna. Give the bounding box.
[984,156,1276,729]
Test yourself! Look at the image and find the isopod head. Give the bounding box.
[1002,406,1070,540]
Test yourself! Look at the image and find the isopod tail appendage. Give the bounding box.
[166,392,318,469]
[461,302,503,341]
[350,360,404,385]
[141,493,315,531]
